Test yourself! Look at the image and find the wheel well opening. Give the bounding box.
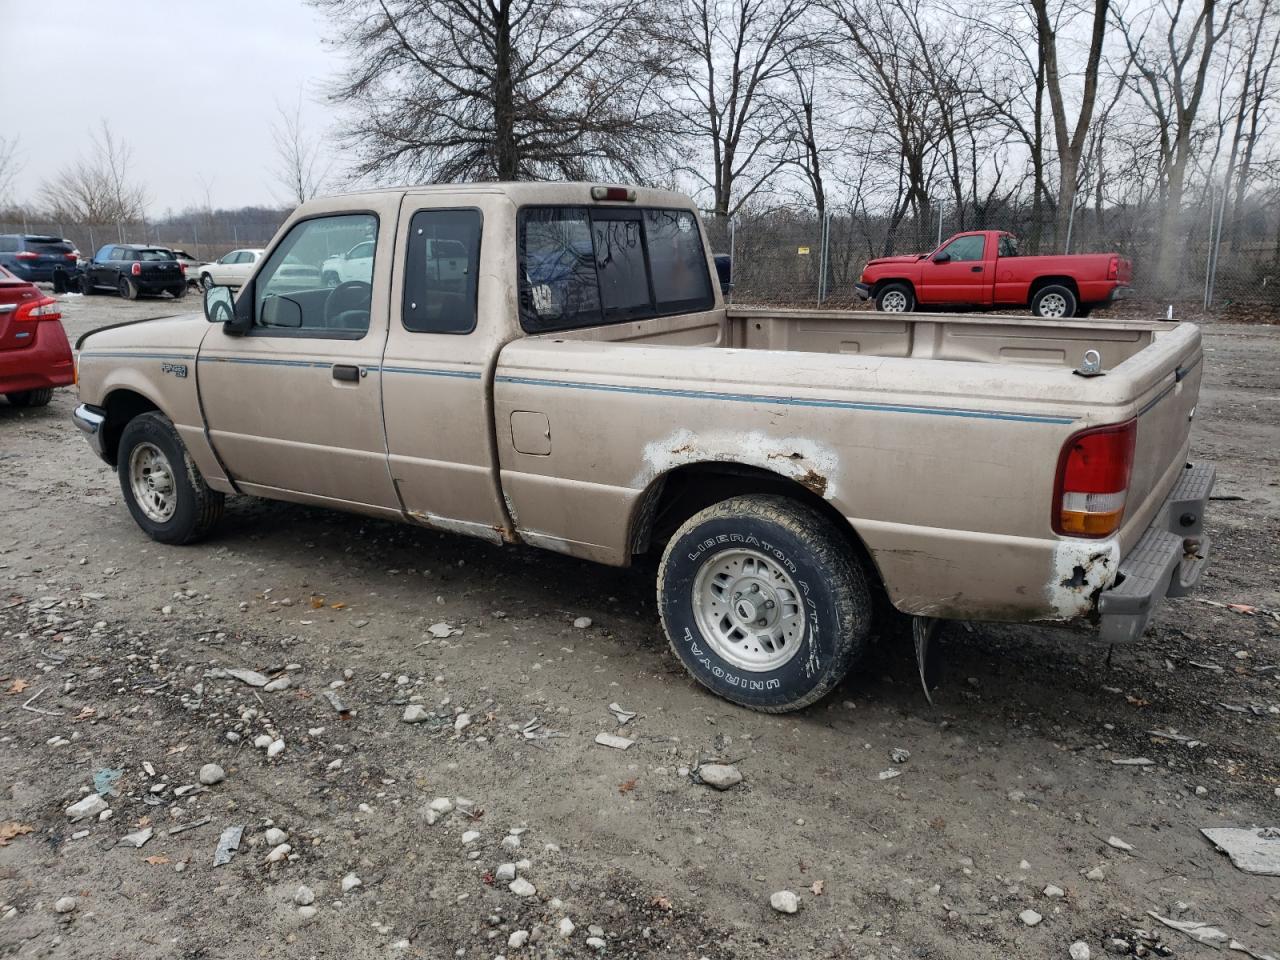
[1029,276,1080,300]
[873,278,914,298]
[630,462,884,590]
[102,390,159,466]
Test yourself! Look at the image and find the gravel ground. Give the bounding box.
[0,292,1277,960]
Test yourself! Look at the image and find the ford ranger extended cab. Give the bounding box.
[72,183,1212,713]
[855,230,1133,319]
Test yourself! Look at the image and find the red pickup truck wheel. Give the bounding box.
[1031,284,1077,319]
[657,495,873,713]
[875,283,915,313]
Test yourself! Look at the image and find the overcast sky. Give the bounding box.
[2,1,344,213]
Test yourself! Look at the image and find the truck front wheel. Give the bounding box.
[117,412,224,545]
[1031,284,1077,319]
[875,283,915,313]
[657,495,873,713]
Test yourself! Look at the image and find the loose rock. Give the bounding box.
[294,886,315,906]
[198,764,226,786]
[53,897,77,914]
[769,890,799,914]
[341,873,362,893]
[558,917,576,937]
[698,764,743,790]
[1019,909,1043,926]
[509,878,536,897]
[66,794,109,821]
[1069,942,1091,960]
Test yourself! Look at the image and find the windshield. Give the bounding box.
[138,249,176,261]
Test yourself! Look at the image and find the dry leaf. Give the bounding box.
[143,855,170,865]
[329,602,346,610]
[649,895,673,911]
[1227,603,1258,615]
[8,678,30,694]
[810,880,825,896]
[618,778,638,795]
[1125,695,1150,707]
[0,822,33,846]
[310,596,325,609]
[72,706,95,722]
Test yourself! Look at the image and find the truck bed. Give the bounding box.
[495,305,1202,626]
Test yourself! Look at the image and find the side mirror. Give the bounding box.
[933,252,951,264]
[203,285,235,324]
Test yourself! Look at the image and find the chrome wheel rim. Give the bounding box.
[129,442,177,523]
[881,290,908,312]
[692,548,805,672]
[1038,293,1067,317]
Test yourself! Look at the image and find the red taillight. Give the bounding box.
[13,296,61,322]
[1107,257,1119,280]
[179,262,187,275]
[64,252,78,260]
[131,262,141,276]
[590,186,636,202]
[1053,419,1136,537]
[14,251,38,261]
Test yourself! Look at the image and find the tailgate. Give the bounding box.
[1118,326,1203,550]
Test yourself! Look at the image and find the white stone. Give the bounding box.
[1106,836,1133,852]
[267,739,286,758]
[496,863,517,882]
[66,794,108,821]
[594,733,634,750]
[508,930,530,949]
[264,827,288,846]
[558,917,576,937]
[253,734,273,749]
[698,764,742,790]
[297,905,318,921]
[1043,885,1065,899]
[429,797,454,814]
[1019,909,1043,926]
[1085,866,1106,881]
[462,830,480,845]
[769,890,799,914]
[454,713,472,733]
[265,843,292,863]
[586,936,606,950]
[502,834,521,850]
[294,885,315,906]
[573,617,592,629]
[198,763,226,785]
[1069,943,1091,960]
[341,873,362,893]
[508,878,536,897]
[403,705,430,724]
[53,897,76,914]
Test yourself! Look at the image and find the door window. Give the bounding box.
[402,209,481,334]
[938,235,985,262]
[252,213,378,338]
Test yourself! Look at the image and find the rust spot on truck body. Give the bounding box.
[797,469,828,498]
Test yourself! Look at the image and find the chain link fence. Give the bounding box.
[705,196,1280,315]
[0,212,286,263]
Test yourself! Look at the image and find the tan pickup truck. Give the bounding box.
[72,182,1214,712]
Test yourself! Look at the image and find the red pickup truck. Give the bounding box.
[854,230,1132,319]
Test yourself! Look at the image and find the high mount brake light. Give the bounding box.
[1053,419,1137,538]
[590,186,636,202]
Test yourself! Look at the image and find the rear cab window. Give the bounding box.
[518,206,713,333]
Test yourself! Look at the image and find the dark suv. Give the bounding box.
[80,244,187,300]
[0,234,79,284]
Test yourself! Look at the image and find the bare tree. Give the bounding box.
[271,94,336,204]
[1120,0,1242,287]
[0,136,20,206]
[311,0,671,183]
[1220,0,1280,249]
[1028,0,1112,250]
[41,121,147,224]
[665,0,816,219]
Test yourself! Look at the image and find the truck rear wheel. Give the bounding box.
[657,495,873,713]
[875,283,914,313]
[1031,284,1077,319]
[117,412,224,545]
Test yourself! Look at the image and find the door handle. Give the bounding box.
[332,364,360,383]
[970,266,983,272]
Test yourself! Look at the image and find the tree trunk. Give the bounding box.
[492,2,518,180]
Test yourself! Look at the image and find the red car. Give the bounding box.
[0,265,73,408]
[854,230,1133,318]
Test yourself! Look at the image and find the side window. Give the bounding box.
[644,210,713,312]
[402,209,481,334]
[997,236,1019,258]
[0,237,17,253]
[234,251,251,264]
[939,235,985,262]
[253,213,378,338]
[519,208,601,331]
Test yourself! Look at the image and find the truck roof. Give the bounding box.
[303,181,697,209]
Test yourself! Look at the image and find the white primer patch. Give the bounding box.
[637,429,841,500]
[1048,538,1121,620]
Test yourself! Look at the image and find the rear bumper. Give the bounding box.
[1097,462,1215,643]
[1109,285,1132,302]
[73,403,108,460]
[0,324,75,393]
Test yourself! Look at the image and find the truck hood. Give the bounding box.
[75,311,209,353]
[864,254,925,267]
